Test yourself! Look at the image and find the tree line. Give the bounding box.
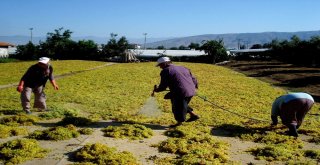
[268,35,320,66]
[9,28,320,66]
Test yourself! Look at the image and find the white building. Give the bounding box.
[0,42,15,58]
[130,49,206,57]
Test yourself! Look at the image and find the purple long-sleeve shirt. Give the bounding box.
[155,64,198,97]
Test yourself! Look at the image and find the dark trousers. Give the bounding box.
[280,98,314,129]
[170,96,193,122]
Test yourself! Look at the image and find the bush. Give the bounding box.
[79,128,94,135]
[74,143,138,165]
[28,124,80,140]
[38,106,79,119]
[248,145,303,161]
[57,116,93,127]
[0,115,39,126]
[0,124,28,138]
[304,150,320,160]
[157,124,230,164]
[102,124,153,140]
[0,139,48,164]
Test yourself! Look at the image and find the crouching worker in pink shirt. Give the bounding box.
[271,92,314,137]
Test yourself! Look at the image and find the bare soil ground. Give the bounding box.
[224,60,320,102]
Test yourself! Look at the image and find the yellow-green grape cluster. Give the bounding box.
[0,115,39,126]
[0,139,48,165]
[102,124,153,140]
[74,143,139,165]
[28,124,80,140]
[0,124,28,138]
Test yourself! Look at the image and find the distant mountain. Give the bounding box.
[0,35,172,46]
[145,30,320,49]
[0,35,45,45]
[1,30,320,48]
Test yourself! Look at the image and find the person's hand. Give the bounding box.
[53,84,59,90]
[17,86,23,93]
[51,80,59,90]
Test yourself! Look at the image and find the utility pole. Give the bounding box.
[29,28,33,43]
[143,33,147,50]
[237,39,242,50]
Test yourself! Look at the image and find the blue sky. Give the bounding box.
[1,0,320,38]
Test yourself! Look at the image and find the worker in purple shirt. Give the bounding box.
[271,92,314,137]
[17,57,59,114]
[152,57,200,127]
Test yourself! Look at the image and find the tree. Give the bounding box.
[76,40,99,60]
[188,42,200,50]
[157,46,165,50]
[170,47,178,50]
[200,39,229,64]
[15,42,38,60]
[178,45,187,50]
[39,27,76,59]
[101,33,129,58]
[250,44,263,49]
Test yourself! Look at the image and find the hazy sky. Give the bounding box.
[2,0,320,38]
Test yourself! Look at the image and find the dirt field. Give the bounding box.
[1,61,320,164]
[224,60,320,102]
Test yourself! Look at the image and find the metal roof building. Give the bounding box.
[130,49,206,57]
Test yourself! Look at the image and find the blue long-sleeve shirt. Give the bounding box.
[155,64,198,97]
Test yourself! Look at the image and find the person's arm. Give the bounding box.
[48,65,59,90]
[271,115,278,126]
[191,72,198,89]
[154,70,169,92]
[17,80,25,92]
[50,79,59,90]
[271,97,282,125]
[17,66,32,93]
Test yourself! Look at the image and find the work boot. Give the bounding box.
[38,108,48,112]
[186,115,200,122]
[169,122,182,128]
[287,124,298,137]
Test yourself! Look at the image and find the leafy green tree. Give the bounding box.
[39,27,76,59]
[76,40,99,60]
[268,35,320,65]
[117,36,129,56]
[170,47,178,50]
[310,36,320,65]
[101,33,129,58]
[157,46,165,50]
[240,44,246,49]
[188,42,200,50]
[200,39,229,63]
[15,42,38,60]
[250,44,263,49]
[178,45,187,50]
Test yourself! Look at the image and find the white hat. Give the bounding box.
[156,57,171,66]
[38,57,50,64]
